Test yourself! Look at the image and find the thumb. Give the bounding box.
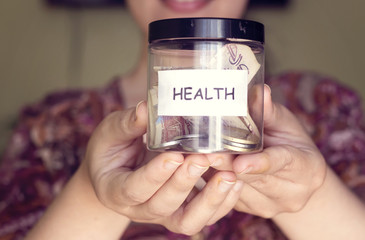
[263,85,312,145]
[89,101,148,150]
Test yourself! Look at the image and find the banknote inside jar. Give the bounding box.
[148,42,262,153]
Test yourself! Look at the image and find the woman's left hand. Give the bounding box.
[209,85,327,218]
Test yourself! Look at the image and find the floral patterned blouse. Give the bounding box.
[1,72,365,240]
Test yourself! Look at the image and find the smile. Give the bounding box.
[162,0,212,12]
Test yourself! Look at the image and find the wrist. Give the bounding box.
[26,162,131,240]
[72,162,132,229]
[273,166,365,240]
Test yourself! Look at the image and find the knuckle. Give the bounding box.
[260,209,277,219]
[285,200,305,213]
[141,165,167,186]
[203,188,224,207]
[278,146,295,164]
[207,197,223,207]
[147,204,173,218]
[253,202,279,219]
[260,151,272,172]
[173,174,195,192]
[311,169,326,191]
[144,172,164,186]
[177,222,202,236]
[281,188,309,213]
[251,175,270,189]
[123,188,145,205]
[96,193,128,215]
[306,151,326,190]
[234,201,247,212]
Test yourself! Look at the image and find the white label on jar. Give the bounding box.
[158,69,248,116]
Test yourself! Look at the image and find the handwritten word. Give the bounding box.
[173,87,235,101]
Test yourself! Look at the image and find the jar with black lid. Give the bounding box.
[147,18,264,153]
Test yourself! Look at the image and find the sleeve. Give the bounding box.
[268,71,365,200]
[0,79,124,240]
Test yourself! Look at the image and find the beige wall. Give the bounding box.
[0,0,364,153]
[0,0,141,153]
[246,0,365,90]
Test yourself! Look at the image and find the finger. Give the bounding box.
[168,172,237,235]
[234,183,279,219]
[262,85,313,146]
[232,145,295,175]
[233,147,324,204]
[98,152,184,211]
[248,83,264,125]
[205,153,235,171]
[201,168,217,185]
[133,154,210,220]
[186,186,200,203]
[236,170,301,203]
[90,101,148,152]
[206,180,244,225]
[235,177,308,218]
[233,144,324,182]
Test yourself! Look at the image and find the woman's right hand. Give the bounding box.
[81,101,243,235]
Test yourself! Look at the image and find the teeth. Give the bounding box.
[176,0,196,2]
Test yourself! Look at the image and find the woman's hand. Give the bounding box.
[233,85,326,218]
[203,85,365,240]
[26,102,243,240]
[82,101,243,235]
[210,85,327,218]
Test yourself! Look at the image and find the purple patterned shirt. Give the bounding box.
[1,72,365,240]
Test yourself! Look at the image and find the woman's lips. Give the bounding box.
[162,0,211,13]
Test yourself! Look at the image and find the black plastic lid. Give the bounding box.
[148,18,264,43]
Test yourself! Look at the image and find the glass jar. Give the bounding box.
[147,18,265,153]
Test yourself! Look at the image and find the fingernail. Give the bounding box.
[134,101,144,121]
[264,84,272,94]
[233,180,244,192]
[218,179,236,192]
[188,164,208,177]
[238,166,253,175]
[164,159,183,170]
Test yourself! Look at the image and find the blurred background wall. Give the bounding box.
[0,0,364,154]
